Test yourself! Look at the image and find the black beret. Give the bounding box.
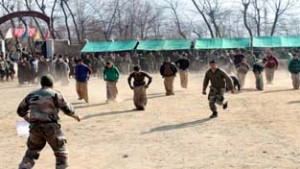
[209,60,217,64]
[40,74,54,87]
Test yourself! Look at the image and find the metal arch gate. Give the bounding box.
[0,11,52,57]
[0,11,51,28]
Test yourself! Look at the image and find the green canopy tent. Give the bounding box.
[253,36,300,48]
[194,38,250,49]
[137,39,192,51]
[81,40,138,53]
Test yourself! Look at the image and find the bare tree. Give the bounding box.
[0,0,17,29]
[75,0,88,40]
[191,0,215,38]
[268,0,295,36]
[62,0,81,43]
[204,0,222,38]
[35,0,46,14]
[49,0,58,39]
[191,22,205,38]
[242,0,253,47]
[164,0,187,39]
[105,0,118,40]
[85,0,119,40]
[251,0,263,36]
[60,1,71,43]
[135,1,162,39]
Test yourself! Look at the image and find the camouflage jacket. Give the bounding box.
[17,88,76,123]
[203,68,234,91]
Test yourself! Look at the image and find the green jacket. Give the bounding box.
[103,66,120,82]
[288,58,300,74]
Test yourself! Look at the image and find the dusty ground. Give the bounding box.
[1,70,300,169]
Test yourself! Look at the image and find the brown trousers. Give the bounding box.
[179,70,188,88]
[254,72,264,90]
[76,82,88,103]
[291,73,300,89]
[133,85,147,109]
[265,68,276,84]
[164,76,175,95]
[19,123,68,169]
[106,81,118,101]
[237,71,247,89]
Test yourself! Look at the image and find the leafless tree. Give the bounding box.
[242,0,253,47]
[49,0,58,39]
[133,1,162,39]
[61,0,81,43]
[85,0,118,40]
[191,0,215,38]
[267,0,296,36]
[164,0,187,39]
[204,0,222,37]
[251,0,263,36]
[191,0,227,38]
[0,0,299,44]
[60,0,71,43]
[0,0,17,28]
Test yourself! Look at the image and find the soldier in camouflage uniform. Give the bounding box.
[203,60,234,118]
[17,75,81,169]
[128,65,152,110]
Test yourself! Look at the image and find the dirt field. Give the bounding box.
[1,70,300,169]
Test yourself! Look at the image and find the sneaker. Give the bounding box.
[223,101,228,110]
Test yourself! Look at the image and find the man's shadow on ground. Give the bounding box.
[287,100,300,104]
[263,89,295,94]
[82,109,136,120]
[142,117,212,134]
[73,102,108,109]
[123,93,168,102]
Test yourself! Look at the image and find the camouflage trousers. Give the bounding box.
[164,76,175,95]
[265,68,276,84]
[19,123,68,169]
[291,73,300,89]
[254,72,264,90]
[133,85,147,110]
[106,81,118,101]
[208,87,226,112]
[179,70,188,88]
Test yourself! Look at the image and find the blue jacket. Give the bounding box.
[75,63,91,82]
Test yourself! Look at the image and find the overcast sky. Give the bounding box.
[159,0,299,21]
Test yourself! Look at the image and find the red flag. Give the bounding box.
[13,28,36,38]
